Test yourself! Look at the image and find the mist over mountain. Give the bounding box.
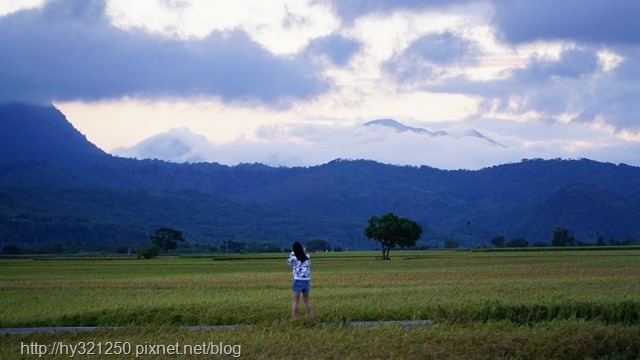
[112,127,213,163]
[462,129,506,148]
[363,119,448,137]
[363,119,505,147]
[111,118,505,166]
[1,103,639,251]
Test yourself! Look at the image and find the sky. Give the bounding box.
[1,0,639,169]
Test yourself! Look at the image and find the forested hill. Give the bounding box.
[1,102,640,251]
[0,102,108,165]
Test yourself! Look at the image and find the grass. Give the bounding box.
[1,249,640,358]
[3,321,640,359]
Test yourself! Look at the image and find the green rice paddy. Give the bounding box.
[1,250,639,359]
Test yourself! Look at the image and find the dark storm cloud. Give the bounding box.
[582,47,640,128]
[404,32,479,65]
[431,48,600,97]
[487,48,631,124]
[305,34,361,66]
[0,0,329,104]
[612,47,640,81]
[329,0,474,22]
[516,48,600,83]
[492,0,640,45]
[383,32,479,83]
[42,0,107,21]
[429,47,640,130]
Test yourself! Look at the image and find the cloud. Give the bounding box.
[43,0,106,21]
[613,47,640,81]
[304,34,361,66]
[329,0,474,22]
[106,0,341,55]
[426,45,640,133]
[0,0,329,105]
[0,0,45,16]
[111,119,573,170]
[4,0,638,170]
[491,0,640,45]
[123,117,640,170]
[519,48,600,81]
[112,127,213,163]
[402,32,480,66]
[383,32,480,84]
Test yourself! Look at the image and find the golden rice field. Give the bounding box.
[1,249,639,359]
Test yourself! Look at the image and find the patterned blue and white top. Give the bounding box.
[287,252,311,280]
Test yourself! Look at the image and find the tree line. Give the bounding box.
[488,227,638,248]
[135,228,338,259]
[3,220,636,257]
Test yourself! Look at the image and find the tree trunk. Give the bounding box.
[380,240,391,260]
[381,245,391,260]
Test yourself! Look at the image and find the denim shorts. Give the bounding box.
[292,279,311,293]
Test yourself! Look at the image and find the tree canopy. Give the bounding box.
[150,227,185,253]
[306,239,331,252]
[364,212,422,260]
[491,235,506,248]
[551,227,575,247]
[506,238,529,248]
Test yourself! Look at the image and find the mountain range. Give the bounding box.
[363,119,505,147]
[1,102,639,251]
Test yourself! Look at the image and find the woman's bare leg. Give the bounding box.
[292,291,301,318]
[302,292,314,317]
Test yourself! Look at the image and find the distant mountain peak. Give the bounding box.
[112,127,213,163]
[363,119,448,137]
[463,129,506,148]
[362,118,505,147]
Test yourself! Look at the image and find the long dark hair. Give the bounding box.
[292,242,308,262]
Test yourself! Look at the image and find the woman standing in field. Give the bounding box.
[288,242,314,318]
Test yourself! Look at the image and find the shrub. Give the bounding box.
[137,243,160,259]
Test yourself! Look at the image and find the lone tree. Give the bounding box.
[150,227,185,253]
[551,227,575,247]
[364,212,422,260]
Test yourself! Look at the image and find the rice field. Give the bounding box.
[1,250,640,359]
